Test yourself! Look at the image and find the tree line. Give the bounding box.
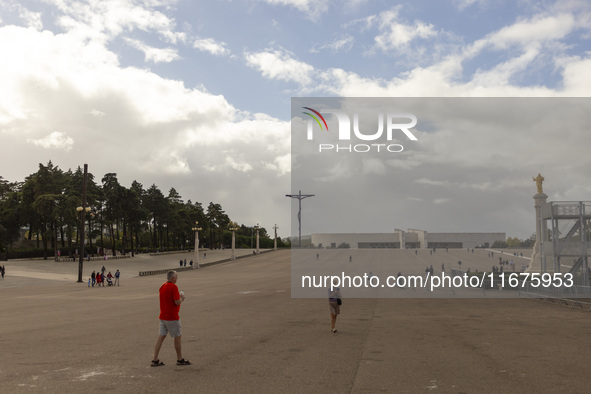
[0,161,287,260]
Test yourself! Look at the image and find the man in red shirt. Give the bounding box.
[151,270,191,366]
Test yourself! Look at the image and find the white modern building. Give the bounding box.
[310,229,505,250]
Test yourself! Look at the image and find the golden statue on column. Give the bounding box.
[532,173,544,194]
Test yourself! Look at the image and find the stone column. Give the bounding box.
[231,229,236,260]
[194,229,200,269]
[528,193,548,273]
[192,223,202,269]
[395,229,405,249]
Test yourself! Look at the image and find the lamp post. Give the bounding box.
[163,223,167,252]
[254,224,260,255]
[229,225,238,260]
[76,205,91,267]
[192,222,202,269]
[76,164,89,283]
[273,224,278,251]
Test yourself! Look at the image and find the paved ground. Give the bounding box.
[0,248,262,289]
[0,249,590,393]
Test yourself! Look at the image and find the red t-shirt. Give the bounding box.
[159,281,181,321]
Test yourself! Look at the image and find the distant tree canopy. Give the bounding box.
[0,161,287,259]
[495,233,536,249]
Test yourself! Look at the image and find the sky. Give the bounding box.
[291,97,591,239]
[1,0,591,240]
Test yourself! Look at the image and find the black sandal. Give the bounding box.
[151,359,165,367]
[177,358,191,365]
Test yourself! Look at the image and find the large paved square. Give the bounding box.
[0,250,589,393]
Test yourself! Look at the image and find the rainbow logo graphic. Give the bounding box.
[302,107,328,132]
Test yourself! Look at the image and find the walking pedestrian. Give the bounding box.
[328,284,342,334]
[152,271,191,367]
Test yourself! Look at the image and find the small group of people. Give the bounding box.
[179,259,194,267]
[89,267,120,287]
[498,258,515,271]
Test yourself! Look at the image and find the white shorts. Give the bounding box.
[159,319,182,337]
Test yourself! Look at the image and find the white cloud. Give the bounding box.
[27,131,74,151]
[193,37,230,56]
[373,8,438,51]
[561,56,591,95]
[43,0,185,44]
[262,7,591,98]
[415,178,449,187]
[225,157,253,173]
[125,38,180,63]
[264,153,291,176]
[18,4,43,30]
[386,158,421,170]
[465,13,577,57]
[0,24,289,182]
[345,0,369,8]
[245,49,314,85]
[261,0,329,17]
[310,35,354,53]
[453,0,484,11]
[362,158,386,175]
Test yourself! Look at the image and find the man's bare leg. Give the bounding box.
[153,335,166,361]
[174,335,183,360]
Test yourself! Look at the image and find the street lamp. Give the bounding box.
[75,163,89,283]
[254,224,260,255]
[273,224,278,251]
[192,222,202,269]
[76,205,91,282]
[229,224,239,260]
